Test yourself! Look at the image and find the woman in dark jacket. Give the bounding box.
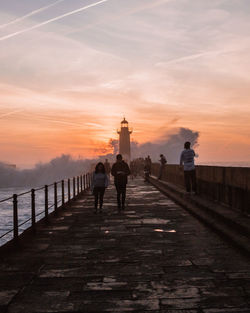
[92,162,109,213]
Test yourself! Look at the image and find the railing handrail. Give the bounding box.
[0,195,13,203]
[0,172,93,246]
[0,177,85,202]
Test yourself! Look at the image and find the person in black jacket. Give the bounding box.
[111,154,131,211]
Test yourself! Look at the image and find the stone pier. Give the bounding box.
[0,178,250,312]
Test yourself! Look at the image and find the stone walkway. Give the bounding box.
[0,178,250,313]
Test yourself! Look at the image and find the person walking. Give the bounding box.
[92,162,109,213]
[158,154,167,180]
[104,159,111,178]
[180,141,197,195]
[111,154,131,211]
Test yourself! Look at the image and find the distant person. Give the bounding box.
[144,156,152,181]
[130,160,135,180]
[146,155,152,175]
[180,141,197,194]
[111,154,131,211]
[92,162,109,213]
[104,159,111,178]
[158,154,167,180]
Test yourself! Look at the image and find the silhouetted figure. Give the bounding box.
[158,154,167,180]
[92,162,109,213]
[104,159,111,178]
[130,160,135,180]
[144,156,152,181]
[180,141,197,194]
[111,154,131,211]
[146,155,152,175]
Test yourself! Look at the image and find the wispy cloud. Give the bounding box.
[0,0,111,41]
[0,109,24,119]
[0,0,65,29]
[65,0,173,35]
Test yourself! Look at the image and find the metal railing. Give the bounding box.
[0,172,92,245]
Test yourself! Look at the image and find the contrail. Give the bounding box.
[22,115,96,129]
[0,0,110,41]
[0,0,65,29]
[156,49,234,67]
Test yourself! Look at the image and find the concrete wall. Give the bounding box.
[151,164,250,214]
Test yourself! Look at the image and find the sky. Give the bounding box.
[0,0,250,168]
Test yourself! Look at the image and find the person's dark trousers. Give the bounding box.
[115,184,126,210]
[184,170,197,193]
[158,165,164,179]
[93,187,105,211]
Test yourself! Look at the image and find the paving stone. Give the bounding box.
[0,290,18,306]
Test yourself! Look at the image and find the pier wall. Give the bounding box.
[151,164,250,214]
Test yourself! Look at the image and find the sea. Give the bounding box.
[0,161,249,247]
[0,182,72,247]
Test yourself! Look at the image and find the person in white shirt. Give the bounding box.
[180,141,197,194]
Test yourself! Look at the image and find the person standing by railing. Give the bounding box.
[92,162,109,214]
[158,154,167,180]
[180,141,197,195]
[111,154,130,212]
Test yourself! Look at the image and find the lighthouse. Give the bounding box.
[117,118,132,161]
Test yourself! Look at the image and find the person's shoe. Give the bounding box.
[94,208,97,214]
[99,207,103,213]
[121,206,125,211]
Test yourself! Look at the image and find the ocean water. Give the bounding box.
[0,182,73,247]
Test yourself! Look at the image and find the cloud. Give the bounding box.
[65,0,174,36]
[0,109,25,119]
[132,127,199,163]
[0,154,93,188]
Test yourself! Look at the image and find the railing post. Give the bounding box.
[77,176,80,195]
[90,172,92,187]
[61,180,65,207]
[68,178,71,202]
[73,177,76,198]
[13,194,18,243]
[31,189,36,232]
[54,182,58,214]
[45,185,49,222]
[80,175,83,193]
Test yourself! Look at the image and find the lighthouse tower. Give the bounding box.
[117,118,132,161]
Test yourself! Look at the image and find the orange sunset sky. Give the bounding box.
[0,0,250,168]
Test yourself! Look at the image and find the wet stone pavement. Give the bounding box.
[0,178,250,313]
